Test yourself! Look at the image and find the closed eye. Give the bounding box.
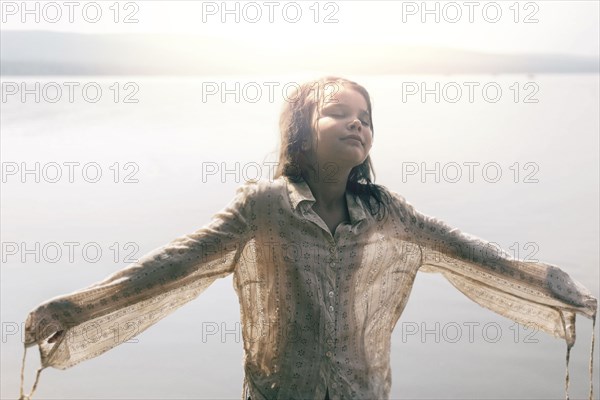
[324,109,370,127]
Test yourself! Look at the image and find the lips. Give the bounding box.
[341,135,363,145]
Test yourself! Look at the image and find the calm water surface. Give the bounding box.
[1,74,598,399]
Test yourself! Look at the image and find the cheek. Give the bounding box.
[316,118,338,132]
[364,133,374,149]
[314,121,338,144]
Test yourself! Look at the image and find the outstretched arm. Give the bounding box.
[23,181,258,371]
[388,189,597,346]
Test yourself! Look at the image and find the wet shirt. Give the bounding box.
[21,176,597,400]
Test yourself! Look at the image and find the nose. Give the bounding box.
[348,118,362,131]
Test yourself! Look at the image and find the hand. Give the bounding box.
[47,330,64,343]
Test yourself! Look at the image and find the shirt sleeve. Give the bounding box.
[387,189,597,347]
[23,181,257,370]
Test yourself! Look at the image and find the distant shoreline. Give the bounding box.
[2,31,599,76]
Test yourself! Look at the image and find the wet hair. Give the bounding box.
[273,76,390,219]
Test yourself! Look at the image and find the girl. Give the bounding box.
[20,77,597,400]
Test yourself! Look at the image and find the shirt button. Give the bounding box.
[331,383,337,389]
[328,291,334,298]
[330,262,336,268]
[326,339,333,345]
[329,305,334,312]
[326,351,332,357]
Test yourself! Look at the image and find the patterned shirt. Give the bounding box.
[22,176,597,400]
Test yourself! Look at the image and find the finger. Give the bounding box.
[47,330,64,343]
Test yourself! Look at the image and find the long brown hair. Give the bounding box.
[273,76,390,219]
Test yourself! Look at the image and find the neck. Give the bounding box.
[303,165,351,210]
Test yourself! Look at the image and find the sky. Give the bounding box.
[1,0,599,57]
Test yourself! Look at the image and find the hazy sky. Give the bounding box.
[1,0,599,57]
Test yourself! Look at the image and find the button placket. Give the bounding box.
[327,250,337,315]
[324,243,339,371]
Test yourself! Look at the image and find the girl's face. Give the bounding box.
[309,85,373,172]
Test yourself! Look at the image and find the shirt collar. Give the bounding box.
[283,176,368,225]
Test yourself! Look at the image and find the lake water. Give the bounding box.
[1,74,598,399]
